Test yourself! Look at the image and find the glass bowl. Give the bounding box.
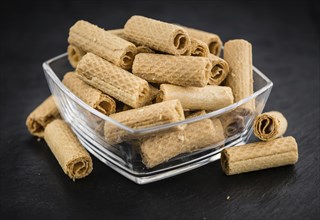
[43,53,273,184]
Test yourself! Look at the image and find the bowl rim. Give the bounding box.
[43,53,273,135]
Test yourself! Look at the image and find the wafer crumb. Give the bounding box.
[37,138,41,142]
[226,196,230,200]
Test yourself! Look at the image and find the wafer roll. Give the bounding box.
[221,136,298,175]
[141,118,224,168]
[224,39,255,113]
[26,96,60,138]
[44,119,93,180]
[208,54,229,85]
[67,44,86,68]
[219,112,245,137]
[157,84,233,111]
[68,20,137,70]
[76,53,150,108]
[185,38,210,57]
[107,29,127,39]
[132,53,211,87]
[124,15,190,55]
[183,26,222,56]
[62,72,116,115]
[254,111,288,141]
[136,46,155,54]
[104,100,185,144]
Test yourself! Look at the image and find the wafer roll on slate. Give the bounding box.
[221,136,298,175]
[141,118,224,168]
[76,53,150,108]
[104,100,185,144]
[224,39,255,113]
[157,84,233,111]
[254,111,288,141]
[26,96,60,138]
[183,26,222,56]
[132,53,211,87]
[124,15,191,55]
[68,20,136,70]
[62,72,116,115]
[44,119,93,180]
[67,44,86,68]
[208,54,229,85]
[186,38,210,57]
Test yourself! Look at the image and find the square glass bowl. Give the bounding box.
[43,53,273,184]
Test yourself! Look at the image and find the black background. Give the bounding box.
[0,1,319,219]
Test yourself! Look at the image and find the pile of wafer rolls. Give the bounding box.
[26,15,298,177]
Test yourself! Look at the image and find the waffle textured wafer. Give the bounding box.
[188,38,210,57]
[62,72,116,115]
[44,119,93,180]
[219,112,245,137]
[68,20,136,70]
[254,111,288,141]
[104,100,185,144]
[76,53,150,108]
[124,15,190,55]
[183,26,222,56]
[26,96,60,138]
[208,54,229,85]
[221,136,298,175]
[132,53,211,87]
[157,84,233,111]
[141,118,224,168]
[67,44,86,68]
[224,39,255,113]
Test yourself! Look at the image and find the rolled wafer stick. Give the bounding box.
[67,44,86,68]
[124,15,191,55]
[219,112,245,137]
[136,45,155,54]
[62,72,116,115]
[132,53,211,87]
[141,118,224,168]
[208,54,229,85]
[184,38,210,57]
[183,26,222,56]
[220,136,298,175]
[26,96,60,138]
[104,100,185,144]
[106,28,127,39]
[44,119,93,180]
[68,20,137,70]
[224,39,255,113]
[157,84,233,111]
[254,111,288,141]
[76,53,150,108]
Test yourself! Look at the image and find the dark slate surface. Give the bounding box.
[0,1,319,219]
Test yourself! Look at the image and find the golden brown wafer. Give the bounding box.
[62,72,116,115]
[224,39,255,113]
[183,26,222,56]
[254,111,288,141]
[219,112,245,137]
[68,20,137,70]
[67,44,86,68]
[104,100,185,144]
[208,54,229,85]
[221,136,298,175]
[124,15,190,55]
[76,53,150,108]
[132,53,211,87]
[157,84,233,111]
[26,96,60,138]
[141,118,224,168]
[189,38,210,57]
[44,119,93,180]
